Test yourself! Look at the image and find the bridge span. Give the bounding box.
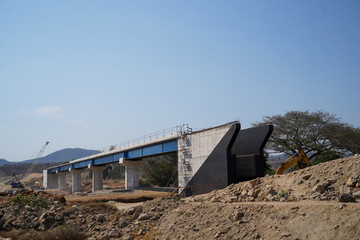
[44,121,273,196]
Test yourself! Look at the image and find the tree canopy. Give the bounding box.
[254,110,360,161]
[141,153,178,187]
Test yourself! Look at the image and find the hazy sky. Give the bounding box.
[1,1,359,161]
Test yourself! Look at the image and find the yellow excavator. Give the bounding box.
[275,149,311,175]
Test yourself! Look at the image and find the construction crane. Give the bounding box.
[10,174,24,188]
[11,141,49,188]
[275,149,311,175]
[24,141,50,178]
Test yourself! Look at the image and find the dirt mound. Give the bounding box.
[192,154,360,203]
[0,155,359,240]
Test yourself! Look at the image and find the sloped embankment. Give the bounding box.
[147,155,360,240]
[0,155,359,240]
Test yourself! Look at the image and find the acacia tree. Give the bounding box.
[141,153,178,187]
[254,110,360,161]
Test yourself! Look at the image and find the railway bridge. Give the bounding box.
[44,121,273,196]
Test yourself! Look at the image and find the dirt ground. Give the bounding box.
[20,173,43,183]
[154,200,360,240]
[148,154,360,240]
[65,190,170,204]
[0,155,359,239]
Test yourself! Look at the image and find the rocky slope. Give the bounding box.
[0,155,359,240]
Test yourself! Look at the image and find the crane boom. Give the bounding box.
[24,141,49,178]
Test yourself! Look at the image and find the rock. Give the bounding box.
[282,232,291,237]
[338,194,356,203]
[41,216,54,230]
[108,229,121,238]
[250,179,260,188]
[137,228,144,235]
[250,189,261,198]
[40,212,48,220]
[13,219,25,228]
[312,184,326,194]
[3,220,13,231]
[221,226,230,234]
[303,175,312,180]
[132,207,142,220]
[233,211,244,221]
[339,184,345,194]
[226,196,238,203]
[137,213,150,221]
[126,207,135,215]
[54,214,64,221]
[118,219,128,228]
[346,178,357,187]
[267,189,277,196]
[122,235,131,240]
[95,214,106,223]
[352,191,360,198]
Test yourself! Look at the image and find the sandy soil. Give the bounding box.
[65,190,170,204]
[154,200,360,240]
[21,173,43,184]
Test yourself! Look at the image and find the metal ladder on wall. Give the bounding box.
[178,125,193,183]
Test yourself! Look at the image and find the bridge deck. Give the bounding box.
[47,136,178,173]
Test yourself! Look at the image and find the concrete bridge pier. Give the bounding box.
[120,158,143,190]
[57,172,67,191]
[43,170,59,189]
[70,168,82,192]
[89,165,107,192]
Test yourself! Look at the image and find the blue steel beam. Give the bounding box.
[47,139,178,173]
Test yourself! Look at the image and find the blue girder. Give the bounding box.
[47,139,178,173]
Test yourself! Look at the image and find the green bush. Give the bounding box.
[141,153,178,187]
[11,194,49,209]
[278,190,288,198]
[104,164,125,180]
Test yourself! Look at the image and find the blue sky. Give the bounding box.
[0,1,359,161]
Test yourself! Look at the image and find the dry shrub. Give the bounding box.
[0,226,86,240]
[0,230,24,240]
[38,226,86,240]
[81,201,116,212]
[137,227,162,240]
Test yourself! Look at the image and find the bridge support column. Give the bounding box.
[58,172,67,191]
[125,165,141,189]
[120,158,143,190]
[88,165,107,192]
[70,169,82,192]
[44,171,58,189]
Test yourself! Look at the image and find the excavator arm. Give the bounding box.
[275,149,311,175]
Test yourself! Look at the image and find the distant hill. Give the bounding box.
[21,148,101,164]
[0,148,101,177]
[0,159,9,167]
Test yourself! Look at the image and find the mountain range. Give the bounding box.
[0,148,100,167]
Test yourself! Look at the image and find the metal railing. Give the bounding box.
[99,124,190,152]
